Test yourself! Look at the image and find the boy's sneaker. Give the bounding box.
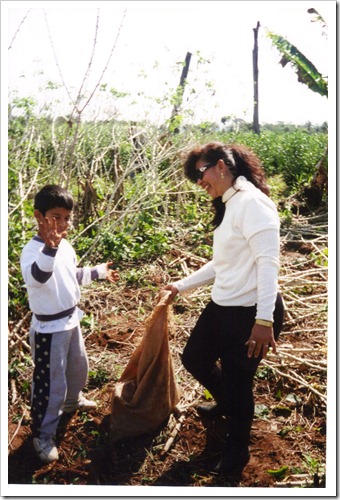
[63,396,97,414]
[33,437,59,463]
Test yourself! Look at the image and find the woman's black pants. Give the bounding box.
[182,293,284,444]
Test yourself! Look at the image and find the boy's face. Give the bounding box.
[34,207,73,236]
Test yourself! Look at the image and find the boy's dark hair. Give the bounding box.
[34,185,74,215]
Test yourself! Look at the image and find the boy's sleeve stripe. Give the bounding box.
[31,262,53,283]
[76,269,83,284]
[76,267,95,285]
[42,245,58,257]
[91,269,99,281]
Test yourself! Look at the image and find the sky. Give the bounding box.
[3,0,335,126]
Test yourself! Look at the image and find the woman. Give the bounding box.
[164,142,284,479]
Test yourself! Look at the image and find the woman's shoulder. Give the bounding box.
[236,178,276,208]
[234,183,279,229]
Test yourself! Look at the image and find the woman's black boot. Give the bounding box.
[196,366,228,419]
[214,419,252,479]
[214,439,250,479]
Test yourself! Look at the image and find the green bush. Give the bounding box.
[7,103,328,322]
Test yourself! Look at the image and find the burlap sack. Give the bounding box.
[109,290,181,443]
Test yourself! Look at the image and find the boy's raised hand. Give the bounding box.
[106,262,120,283]
[39,217,68,248]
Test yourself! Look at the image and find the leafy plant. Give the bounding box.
[266,8,328,98]
[88,368,109,387]
[267,465,289,480]
[272,405,292,417]
[266,31,327,97]
[203,389,213,400]
[7,96,327,324]
[302,453,325,476]
[311,248,328,267]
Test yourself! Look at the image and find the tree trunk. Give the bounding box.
[170,51,192,133]
[252,22,260,135]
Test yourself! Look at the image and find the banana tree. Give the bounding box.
[265,31,328,97]
[266,8,328,210]
[265,8,328,97]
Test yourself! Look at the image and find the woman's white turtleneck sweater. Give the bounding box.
[172,176,280,322]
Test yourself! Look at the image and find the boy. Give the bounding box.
[20,185,119,464]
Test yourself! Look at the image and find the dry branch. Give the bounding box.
[161,381,201,455]
[8,406,29,450]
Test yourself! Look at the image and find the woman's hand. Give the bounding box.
[245,323,276,358]
[105,262,120,283]
[162,285,179,302]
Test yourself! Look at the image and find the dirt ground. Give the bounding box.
[7,241,327,490]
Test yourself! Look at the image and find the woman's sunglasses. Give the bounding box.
[192,162,217,182]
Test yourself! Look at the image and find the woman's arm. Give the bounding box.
[170,260,216,294]
[246,227,280,358]
[249,228,280,321]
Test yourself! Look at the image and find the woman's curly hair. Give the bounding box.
[183,142,270,228]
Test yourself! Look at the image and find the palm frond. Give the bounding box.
[266,30,328,98]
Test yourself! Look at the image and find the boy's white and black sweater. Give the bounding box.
[172,176,281,322]
[20,236,107,333]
